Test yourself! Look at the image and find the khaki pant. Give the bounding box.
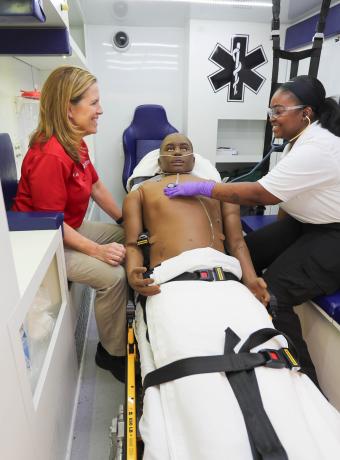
[64,221,127,356]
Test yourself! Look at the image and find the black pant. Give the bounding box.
[245,216,340,386]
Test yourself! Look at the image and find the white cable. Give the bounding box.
[197,197,215,248]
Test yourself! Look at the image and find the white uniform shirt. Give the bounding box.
[258,122,340,224]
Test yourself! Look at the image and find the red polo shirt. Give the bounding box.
[12,136,98,228]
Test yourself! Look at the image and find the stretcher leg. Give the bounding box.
[126,300,137,460]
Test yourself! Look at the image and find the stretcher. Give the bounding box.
[114,248,340,460]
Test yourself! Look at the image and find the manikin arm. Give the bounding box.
[123,190,161,296]
[222,202,270,306]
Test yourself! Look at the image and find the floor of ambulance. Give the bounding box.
[70,310,124,460]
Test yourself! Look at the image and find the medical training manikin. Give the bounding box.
[127,150,340,460]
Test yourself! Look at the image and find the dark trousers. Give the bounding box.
[245,216,340,386]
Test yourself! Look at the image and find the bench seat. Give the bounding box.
[241,215,340,325]
[6,211,64,231]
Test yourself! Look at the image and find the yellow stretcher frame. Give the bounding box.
[126,304,138,460]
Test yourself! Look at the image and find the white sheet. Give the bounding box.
[135,248,340,460]
[127,149,221,191]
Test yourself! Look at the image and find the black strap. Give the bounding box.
[239,327,298,356]
[144,327,291,459]
[143,327,297,390]
[224,328,289,460]
[168,270,239,283]
[308,0,331,77]
[225,329,289,459]
[143,352,267,389]
[260,0,331,183]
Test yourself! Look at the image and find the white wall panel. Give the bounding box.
[187,20,273,164]
[86,25,186,211]
[0,57,43,174]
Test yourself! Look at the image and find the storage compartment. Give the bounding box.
[20,256,62,394]
[0,0,46,24]
[216,119,266,163]
[6,229,78,459]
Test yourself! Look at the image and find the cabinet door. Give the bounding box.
[8,230,78,459]
[20,255,63,395]
[0,187,37,460]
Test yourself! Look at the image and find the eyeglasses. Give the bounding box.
[267,105,306,118]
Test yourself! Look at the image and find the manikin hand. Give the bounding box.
[93,242,126,266]
[128,267,161,297]
[164,180,216,198]
[245,277,270,306]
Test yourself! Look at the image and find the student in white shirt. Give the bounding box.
[164,75,340,386]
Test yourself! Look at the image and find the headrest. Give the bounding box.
[127,149,221,192]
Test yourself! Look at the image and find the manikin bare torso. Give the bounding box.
[138,174,225,268]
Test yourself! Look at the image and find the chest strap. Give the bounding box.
[144,328,299,460]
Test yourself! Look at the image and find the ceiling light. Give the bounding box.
[108,66,178,71]
[105,52,179,58]
[147,0,271,6]
[132,42,180,48]
[106,59,178,65]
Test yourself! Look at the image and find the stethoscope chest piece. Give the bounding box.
[167,183,177,189]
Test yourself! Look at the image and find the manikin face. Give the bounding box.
[68,82,103,136]
[158,133,195,174]
[269,89,310,141]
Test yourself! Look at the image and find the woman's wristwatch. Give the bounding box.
[116,216,124,225]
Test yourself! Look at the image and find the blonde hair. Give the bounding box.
[30,66,97,162]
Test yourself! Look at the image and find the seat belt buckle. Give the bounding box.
[213,267,226,281]
[281,348,300,370]
[195,269,214,281]
[261,348,300,370]
[137,233,150,247]
[260,349,287,369]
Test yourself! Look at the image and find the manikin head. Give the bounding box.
[158,133,195,174]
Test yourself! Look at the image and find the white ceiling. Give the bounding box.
[76,0,338,27]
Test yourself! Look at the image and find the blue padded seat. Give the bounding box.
[0,133,18,210]
[334,307,340,325]
[0,133,63,231]
[122,104,177,191]
[241,214,340,324]
[241,215,277,234]
[6,211,64,232]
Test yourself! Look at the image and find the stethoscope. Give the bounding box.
[163,142,286,186]
[227,140,287,183]
[228,117,311,183]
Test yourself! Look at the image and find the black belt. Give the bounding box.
[165,267,239,283]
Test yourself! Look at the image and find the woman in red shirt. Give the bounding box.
[13,66,126,382]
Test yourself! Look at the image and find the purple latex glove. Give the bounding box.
[164,180,216,198]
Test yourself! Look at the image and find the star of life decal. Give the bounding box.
[208,34,268,102]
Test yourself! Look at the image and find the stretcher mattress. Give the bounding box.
[135,248,340,460]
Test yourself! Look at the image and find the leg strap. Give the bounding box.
[144,328,298,460]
